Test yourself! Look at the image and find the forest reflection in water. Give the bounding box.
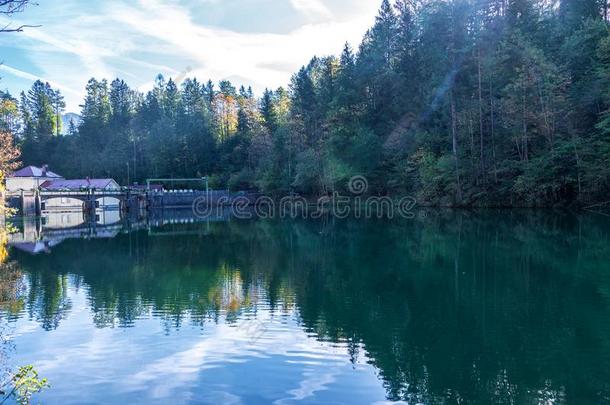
[3,209,610,404]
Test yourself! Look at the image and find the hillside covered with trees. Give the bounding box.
[3,0,610,206]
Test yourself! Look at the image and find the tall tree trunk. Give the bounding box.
[469,108,475,173]
[450,0,462,204]
[572,131,583,201]
[537,79,553,150]
[451,89,462,203]
[55,104,60,137]
[489,76,498,184]
[478,48,485,180]
[522,74,528,162]
[133,138,137,181]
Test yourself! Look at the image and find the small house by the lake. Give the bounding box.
[5,165,64,192]
[4,166,122,215]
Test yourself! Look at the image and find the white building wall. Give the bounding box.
[5,177,55,192]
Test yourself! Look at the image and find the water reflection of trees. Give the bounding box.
[10,211,610,403]
[0,231,26,389]
[26,273,71,331]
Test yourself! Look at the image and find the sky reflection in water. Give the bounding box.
[2,210,610,404]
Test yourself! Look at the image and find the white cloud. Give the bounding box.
[0,15,114,79]
[109,0,373,90]
[0,64,81,96]
[290,0,333,19]
[0,0,379,112]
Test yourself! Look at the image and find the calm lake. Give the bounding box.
[2,210,610,404]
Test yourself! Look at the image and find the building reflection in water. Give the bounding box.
[6,207,232,254]
[3,210,610,403]
[7,210,123,255]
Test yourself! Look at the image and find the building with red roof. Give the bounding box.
[5,165,65,192]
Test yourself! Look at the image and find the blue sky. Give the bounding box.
[0,0,379,113]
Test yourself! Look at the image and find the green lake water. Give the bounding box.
[2,210,610,404]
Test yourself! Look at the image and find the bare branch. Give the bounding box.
[0,0,38,33]
[0,23,39,32]
[0,0,35,14]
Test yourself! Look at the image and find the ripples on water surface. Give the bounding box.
[2,210,610,404]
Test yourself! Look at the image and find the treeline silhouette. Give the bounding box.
[3,0,610,206]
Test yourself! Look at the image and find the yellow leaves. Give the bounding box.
[0,229,8,264]
[0,238,24,315]
[0,98,19,122]
[0,131,20,259]
[213,93,239,141]
[0,131,21,180]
